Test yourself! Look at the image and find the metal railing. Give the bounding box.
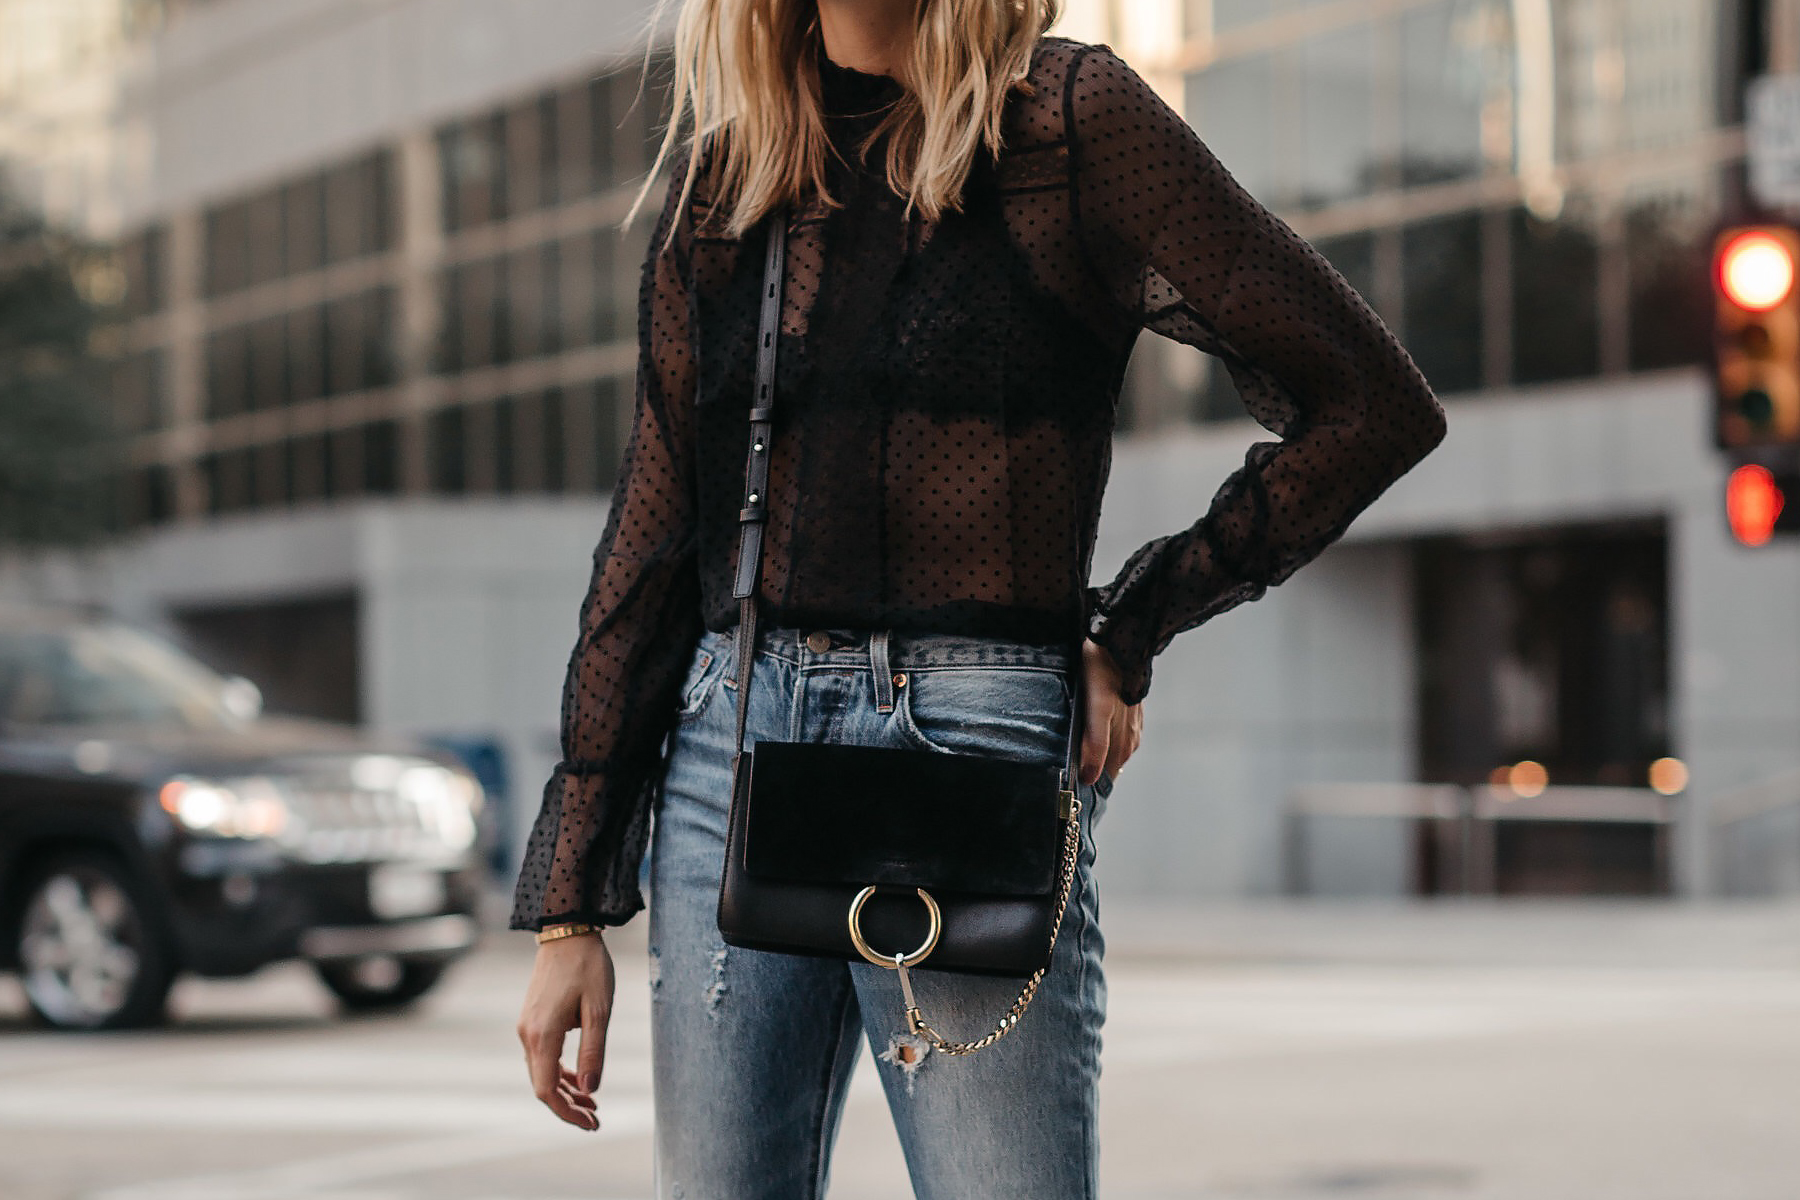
[1283,782,1678,896]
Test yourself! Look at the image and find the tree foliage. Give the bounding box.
[0,184,117,549]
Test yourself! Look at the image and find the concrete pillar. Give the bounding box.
[1770,0,1800,73]
[395,129,443,495]
[163,208,208,520]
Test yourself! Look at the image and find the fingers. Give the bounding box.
[1080,639,1135,786]
[575,999,610,1099]
[557,1065,599,1116]
[519,1018,599,1131]
[559,1063,599,1108]
[1104,694,1141,779]
[1080,684,1112,787]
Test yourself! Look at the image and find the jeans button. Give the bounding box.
[805,630,832,654]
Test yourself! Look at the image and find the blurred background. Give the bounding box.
[2,1,1800,1198]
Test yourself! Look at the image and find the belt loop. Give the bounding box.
[871,630,895,713]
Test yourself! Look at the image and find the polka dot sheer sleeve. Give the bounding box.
[1068,45,1448,706]
[508,151,705,932]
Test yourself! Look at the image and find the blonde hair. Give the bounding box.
[625,0,1061,249]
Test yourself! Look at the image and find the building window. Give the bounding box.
[324,297,361,396]
[205,201,251,298]
[111,349,166,433]
[1188,54,1276,206]
[507,247,548,362]
[586,72,617,194]
[248,315,286,411]
[1401,211,1483,396]
[204,149,394,298]
[253,442,285,508]
[362,419,400,494]
[323,151,394,264]
[285,434,331,504]
[205,326,249,418]
[202,449,255,515]
[114,465,174,529]
[541,387,567,491]
[1417,520,1670,792]
[117,226,166,319]
[440,112,508,233]
[1510,201,1601,385]
[1625,178,1717,373]
[1313,231,1379,316]
[1296,24,1379,209]
[503,94,552,216]
[491,395,518,494]
[440,256,504,372]
[1399,0,1487,187]
[246,191,283,288]
[283,175,326,276]
[592,375,625,494]
[589,230,620,344]
[430,405,468,494]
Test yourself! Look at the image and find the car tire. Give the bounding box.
[313,956,449,1011]
[12,850,176,1031]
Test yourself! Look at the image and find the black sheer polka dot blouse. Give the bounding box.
[510,36,1449,931]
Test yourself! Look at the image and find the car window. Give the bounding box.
[0,623,234,730]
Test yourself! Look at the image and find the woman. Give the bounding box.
[513,0,1447,1195]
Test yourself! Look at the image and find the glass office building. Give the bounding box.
[1134,0,1744,430]
[107,52,672,527]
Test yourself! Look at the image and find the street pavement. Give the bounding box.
[3,897,1800,1200]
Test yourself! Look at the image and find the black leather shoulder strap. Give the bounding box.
[729,205,788,771]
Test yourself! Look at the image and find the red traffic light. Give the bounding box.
[1714,226,1800,448]
[1718,231,1797,312]
[1726,464,1787,545]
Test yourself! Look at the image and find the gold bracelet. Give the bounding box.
[535,922,601,944]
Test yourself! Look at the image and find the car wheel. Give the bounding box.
[14,851,175,1030]
[313,956,449,1011]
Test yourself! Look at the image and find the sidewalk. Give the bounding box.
[483,878,1800,969]
[1097,895,1800,969]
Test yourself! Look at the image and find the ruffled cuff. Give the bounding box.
[1084,586,1153,707]
[507,762,657,932]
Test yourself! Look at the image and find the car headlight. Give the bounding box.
[159,775,291,839]
[395,763,481,852]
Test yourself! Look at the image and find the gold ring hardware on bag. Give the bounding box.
[846,885,943,968]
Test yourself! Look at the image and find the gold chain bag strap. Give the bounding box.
[713,205,1086,1056]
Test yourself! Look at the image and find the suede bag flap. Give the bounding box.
[741,741,1063,896]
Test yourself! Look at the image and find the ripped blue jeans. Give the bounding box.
[648,624,1113,1200]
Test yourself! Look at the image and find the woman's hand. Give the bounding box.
[1079,638,1143,787]
[517,932,616,1131]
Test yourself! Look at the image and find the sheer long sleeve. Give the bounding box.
[509,150,704,931]
[1068,45,1448,706]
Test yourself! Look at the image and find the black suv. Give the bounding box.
[0,606,488,1029]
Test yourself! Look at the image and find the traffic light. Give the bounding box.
[1725,463,1800,545]
[1713,225,1800,448]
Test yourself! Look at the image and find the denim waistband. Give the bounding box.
[700,624,1074,672]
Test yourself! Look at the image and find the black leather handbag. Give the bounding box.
[714,205,1087,1056]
